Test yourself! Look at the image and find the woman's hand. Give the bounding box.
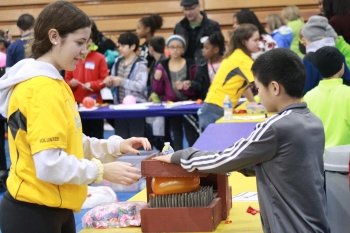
[103,161,141,185]
[120,137,152,155]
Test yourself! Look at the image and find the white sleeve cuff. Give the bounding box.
[82,134,124,162]
[33,148,99,185]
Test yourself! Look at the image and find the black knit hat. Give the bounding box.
[180,0,199,7]
[311,46,344,78]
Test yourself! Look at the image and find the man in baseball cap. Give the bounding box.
[180,0,199,7]
[175,0,221,65]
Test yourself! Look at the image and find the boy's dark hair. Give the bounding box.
[118,32,140,52]
[17,14,35,31]
[207,31,225,56]
[139,14,163,35]
[32,1,91,59]
[311,46,344,78]
[149,36,165,53]
[252,48,305,98]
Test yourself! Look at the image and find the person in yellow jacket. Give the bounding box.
[198,24,260,131]
[0,1,151,233]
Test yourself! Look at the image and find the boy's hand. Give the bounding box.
[154,70,162,80]
[153,154,172,163]
[175,80,184,90]
[103,76,114,87]
[111,77,123,87]
[103,76,122,87]
[182,80,191,90]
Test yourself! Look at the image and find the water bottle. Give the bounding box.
[162,142,174,155]
[223,95,232,120]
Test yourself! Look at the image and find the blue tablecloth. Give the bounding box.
[79,103,201,119]
[193,122,256,151]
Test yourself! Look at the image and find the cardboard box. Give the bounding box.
[140,158,232,232]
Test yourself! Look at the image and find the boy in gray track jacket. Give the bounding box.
[155,48,330,233]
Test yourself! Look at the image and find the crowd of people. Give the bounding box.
[0,0,350,232]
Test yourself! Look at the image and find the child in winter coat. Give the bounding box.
[152,35,199,150]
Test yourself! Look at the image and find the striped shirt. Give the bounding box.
[170,64,187,100]
[117,58,135,102]
[171,102,330,233]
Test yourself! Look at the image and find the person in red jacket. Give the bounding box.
[65,28,108,139]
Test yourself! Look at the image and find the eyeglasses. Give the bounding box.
[168,46,184,50]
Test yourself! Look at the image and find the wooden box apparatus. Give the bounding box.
[140,158,232,232]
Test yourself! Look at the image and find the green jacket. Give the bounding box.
[304,78,350,148]
[336,36,350,68]
[287,19,304,58]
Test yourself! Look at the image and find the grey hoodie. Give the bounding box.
[0,58,62,118]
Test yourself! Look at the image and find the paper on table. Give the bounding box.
[238,97,247,103]
[231,115,266,120]
[109,102,154,110]
[164,100,195,108]
[79,106,98,111]
[100,87,113,100]
[232,192,258,202]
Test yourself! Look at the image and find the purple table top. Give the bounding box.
[79,103,201,119]
[193,122,257,152]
